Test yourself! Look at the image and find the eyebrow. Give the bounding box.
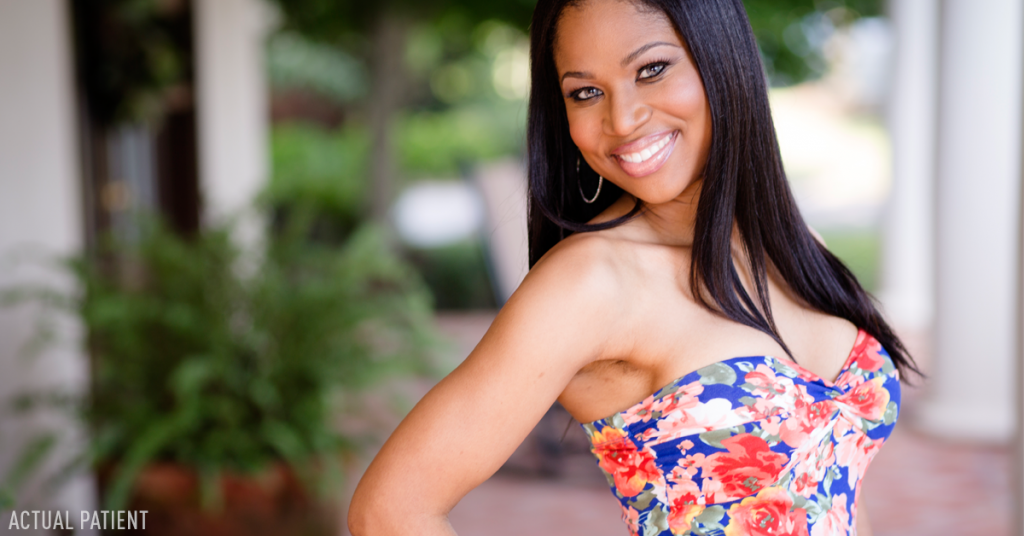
[560,41,682,84]
[621,41,680,67]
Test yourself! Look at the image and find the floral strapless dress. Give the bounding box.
[581,329,899,536]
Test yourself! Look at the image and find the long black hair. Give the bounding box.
[526,0,921,378]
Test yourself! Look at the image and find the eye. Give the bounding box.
[638,62,668,80]
[570,87,603,102]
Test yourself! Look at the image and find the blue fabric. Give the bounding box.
[580,330,900,536]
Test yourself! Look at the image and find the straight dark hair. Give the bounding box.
[526,0,921,379]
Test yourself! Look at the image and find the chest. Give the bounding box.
[557,254,858,424]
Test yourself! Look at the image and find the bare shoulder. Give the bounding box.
[488,231,638,368]
[517,230,636,314]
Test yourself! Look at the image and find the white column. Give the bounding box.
[879,0,938,330]
[474,159,529,303]
[0,0,96,522]
[917,0,1023,442]
[193,0,273,231]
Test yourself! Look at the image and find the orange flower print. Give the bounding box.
[836,376,890,421]
[667,456,704,534]
[667,487,704,535]
[620,504,641,536]
[724,487,808,536]
[591,427,660,497]
[702,434,789,503]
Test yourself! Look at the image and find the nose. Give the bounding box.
[603,88,651,137]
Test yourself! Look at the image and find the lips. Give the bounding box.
[612,130,678,178]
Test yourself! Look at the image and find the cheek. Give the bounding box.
[567,111,602,153]
[657,77,708,130]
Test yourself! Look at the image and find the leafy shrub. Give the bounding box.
[3,218,443,509]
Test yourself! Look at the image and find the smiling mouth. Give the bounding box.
[612,130,679,178]
[617,132,675,163]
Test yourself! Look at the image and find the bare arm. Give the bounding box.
[857,502,872,536]
[347,239,628,536]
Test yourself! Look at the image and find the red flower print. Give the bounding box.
[791,471,817,498]
[835,431,884,488]
[724,487,808,536]
[836,377,890,421]
[667,464,703,534]
[702,434,789,503]
[591,427,661,497]
[745,364,791,398]
[624,381,703,426]
[779,398,836,448]
[850,330,885,372]
[667,489,704,535]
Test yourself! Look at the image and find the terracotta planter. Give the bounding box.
[99,463,340,536]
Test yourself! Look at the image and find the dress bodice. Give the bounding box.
[580,329,900,536]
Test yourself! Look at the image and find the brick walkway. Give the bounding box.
[347,312,1013,535]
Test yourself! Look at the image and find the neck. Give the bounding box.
[603,179,703,247]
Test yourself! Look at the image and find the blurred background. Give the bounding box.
[0,0,1019,534]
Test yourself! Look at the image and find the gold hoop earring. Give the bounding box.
[577,156,603,204]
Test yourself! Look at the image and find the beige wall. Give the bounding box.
[194,0,272,237]
[0,0,95,523]
[915,0,1023,442]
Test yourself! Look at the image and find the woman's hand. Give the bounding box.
[347,237,628,536]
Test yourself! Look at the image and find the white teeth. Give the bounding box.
[619,133,673,164]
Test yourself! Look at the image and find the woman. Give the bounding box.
[349,0,918,534]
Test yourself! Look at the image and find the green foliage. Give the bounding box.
[267,32,369,104]
[743,0,884,85]
[267,0,536,47]
[397,105,525,177]
[265,123,371,242]
[268,105,524,192]
[819,227,880,293]
[4,218,443,510]
[405,239,497,310]
[73,0,192,125]
[271,0,884,89]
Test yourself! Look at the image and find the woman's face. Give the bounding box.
[554,0,712,205]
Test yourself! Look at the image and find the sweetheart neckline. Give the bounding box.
[581,328,867,427]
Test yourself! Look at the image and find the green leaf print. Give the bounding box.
[610,414,627,429]
[699,428,735,449]
[804,494,826,520]
[643,504,670,534]
[694,505,725,525]
[698,362,737,386]
[773,359,800,378]
[823,465,834,494]
[883,400,898,425]
[630,487,658,511]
